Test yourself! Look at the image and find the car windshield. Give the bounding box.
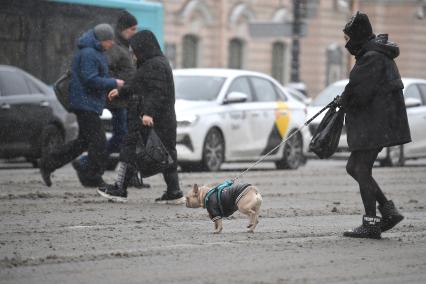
[174,75,226,101]
[311,83,345,106]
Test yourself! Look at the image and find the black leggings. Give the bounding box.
[346,149,388,216]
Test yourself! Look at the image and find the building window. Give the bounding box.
[272,42,287,84]
[228,38,244,69]
[182,35,199,68]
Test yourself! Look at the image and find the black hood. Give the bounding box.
[130,30,163,65]
[357,34,400,60]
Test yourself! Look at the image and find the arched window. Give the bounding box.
[182,35,199,68]
[271,42,287,84]
[228,38,244,69]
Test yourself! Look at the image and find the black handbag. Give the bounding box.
[53,70,72,112]
[133,129,174,178]
[309,106,345,159]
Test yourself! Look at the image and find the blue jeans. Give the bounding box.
[106,108,128,154]
[79,108,128,167]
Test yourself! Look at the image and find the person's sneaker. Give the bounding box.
[155,191,185,205]
[343,215,382,239]
[39,157,53,187]
[97,183,128,202]
[378,200,404,232]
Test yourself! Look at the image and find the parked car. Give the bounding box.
[284,86,312,106]
[0,65,78,167]
[307,78,426,166]
[173,68,311,172]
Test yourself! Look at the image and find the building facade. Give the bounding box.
[148,0,426,97]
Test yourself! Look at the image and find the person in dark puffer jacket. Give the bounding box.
[97,30,184,204]
[339,12,411,239]
[40,24,124,188]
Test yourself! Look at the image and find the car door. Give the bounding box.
[403,83,426,158]
[222,76,255,160]
[0,69,53,156]
[247,76,286,157]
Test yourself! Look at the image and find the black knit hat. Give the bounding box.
[117,10,138,31]
[343,11,373,44]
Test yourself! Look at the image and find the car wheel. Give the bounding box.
[202,128,224,172]
[41,125,64,156]
[275,131,304,170]
[380,145,404,167]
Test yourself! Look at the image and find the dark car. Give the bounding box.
[0,65,78,167]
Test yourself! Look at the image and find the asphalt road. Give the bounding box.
[0,159,425,284]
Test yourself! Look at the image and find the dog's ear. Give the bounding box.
[193,184,199,194]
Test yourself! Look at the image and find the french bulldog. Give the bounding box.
[185,183,262,233]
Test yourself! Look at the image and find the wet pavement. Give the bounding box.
[0,159,425,283]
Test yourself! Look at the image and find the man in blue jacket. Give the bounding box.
[40,24,124,187]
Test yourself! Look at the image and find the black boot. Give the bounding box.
[378,200,404,232]
[155,169,185,204]
[39,157,53,187]
[97,163,132,202]
[343,215,382,239]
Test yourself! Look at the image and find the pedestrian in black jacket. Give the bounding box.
[339,12,411,239]
[98,30,185,204]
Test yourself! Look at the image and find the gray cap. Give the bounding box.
[94,23,114,41]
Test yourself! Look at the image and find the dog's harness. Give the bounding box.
[204,180,233,216]
[204,181,252,222]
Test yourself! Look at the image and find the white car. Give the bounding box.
[307,78,426,166]
[174,68,311,172]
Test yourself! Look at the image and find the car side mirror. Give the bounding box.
[405,97,422,108]
[223,91,248,104]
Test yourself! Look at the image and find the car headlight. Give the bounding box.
[177,114,199,127]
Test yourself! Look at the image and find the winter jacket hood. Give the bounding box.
[77,30,103,51]
[130,30,164,66]
[357,34,400,60]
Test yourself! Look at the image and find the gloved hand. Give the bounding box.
[332,95,342,108]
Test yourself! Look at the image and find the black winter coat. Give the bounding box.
[340,34,411,151]
[118,30,178,166]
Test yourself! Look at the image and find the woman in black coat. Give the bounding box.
[339,12,411,239]
[98,30,185,204]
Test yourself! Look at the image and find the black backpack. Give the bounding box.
[53,70,72,112]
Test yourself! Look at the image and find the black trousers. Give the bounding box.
[46,110,107,178]
[346,148,388,216]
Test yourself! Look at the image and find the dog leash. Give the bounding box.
[229,98,338,184]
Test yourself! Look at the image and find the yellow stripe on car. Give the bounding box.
[275,101,291,138]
